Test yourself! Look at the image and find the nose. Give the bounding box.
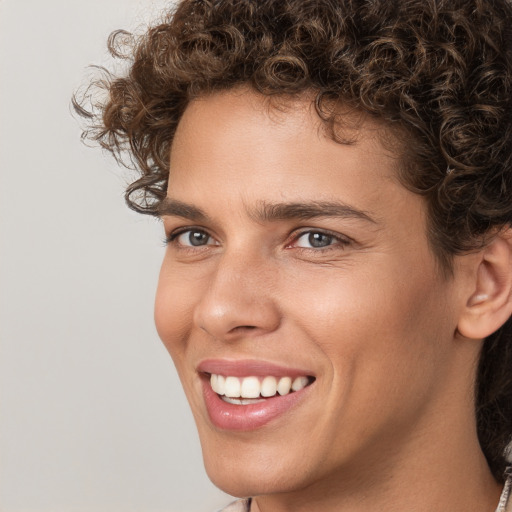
[193,250,281,341]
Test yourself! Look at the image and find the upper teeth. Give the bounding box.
[210,374,310,398]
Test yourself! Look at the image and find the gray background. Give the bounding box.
[0,0,229,510]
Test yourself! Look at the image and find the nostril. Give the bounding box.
[230,325,257,332]
[198,323,258,338]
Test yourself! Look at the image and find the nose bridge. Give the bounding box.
[193,247,280,340]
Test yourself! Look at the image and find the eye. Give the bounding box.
[291,230,350,250]
[296,232,334,248]
[169,228,217,247]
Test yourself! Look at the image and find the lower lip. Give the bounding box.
[201,376,312,431]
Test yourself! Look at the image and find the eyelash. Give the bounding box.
[163,227,351,252]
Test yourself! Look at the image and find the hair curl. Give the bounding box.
[74,0,512,481]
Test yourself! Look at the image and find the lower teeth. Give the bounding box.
[221,396,267,405]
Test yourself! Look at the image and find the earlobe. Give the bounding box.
[457,229,512,340]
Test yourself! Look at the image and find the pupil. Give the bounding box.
[189,231,207,246]
[309,232,332,248]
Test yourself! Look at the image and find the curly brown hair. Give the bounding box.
[74,0,512,481]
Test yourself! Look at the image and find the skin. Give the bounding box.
[154,89,502,512]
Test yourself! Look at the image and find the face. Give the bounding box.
[155,89,464,498]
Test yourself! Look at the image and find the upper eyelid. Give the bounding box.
[166,225,214,240]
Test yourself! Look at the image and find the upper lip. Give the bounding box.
[197,359,315,378]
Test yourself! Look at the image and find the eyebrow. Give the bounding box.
[157,198,376,224]
[157,198,211,222]
[250,200,377,224]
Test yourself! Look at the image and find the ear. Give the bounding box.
[457,228,512,340]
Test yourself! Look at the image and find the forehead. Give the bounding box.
[168,89,403,205]
[172,89,398,155]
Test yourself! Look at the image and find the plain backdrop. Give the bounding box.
[0,0,230,510]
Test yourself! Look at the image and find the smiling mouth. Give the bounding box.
[208,374,316,405]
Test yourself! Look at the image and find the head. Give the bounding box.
[75,0,512,494]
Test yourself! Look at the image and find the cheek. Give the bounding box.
[279,262,455,459]
[154,260,198,359]
[283,258,452,386]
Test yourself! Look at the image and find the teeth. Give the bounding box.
[210,374,226,395]
[224,376,241,398]
[222,396,266,405]
[277,376,292,395]
[209,374,311,400]
[240,376,261,398]
[291,376,309,392]
[210,374,218,392]
[261,376,277,397]
[217,374,225,394]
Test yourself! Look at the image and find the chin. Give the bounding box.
[203,453,305,498]
[197,427,323,498]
